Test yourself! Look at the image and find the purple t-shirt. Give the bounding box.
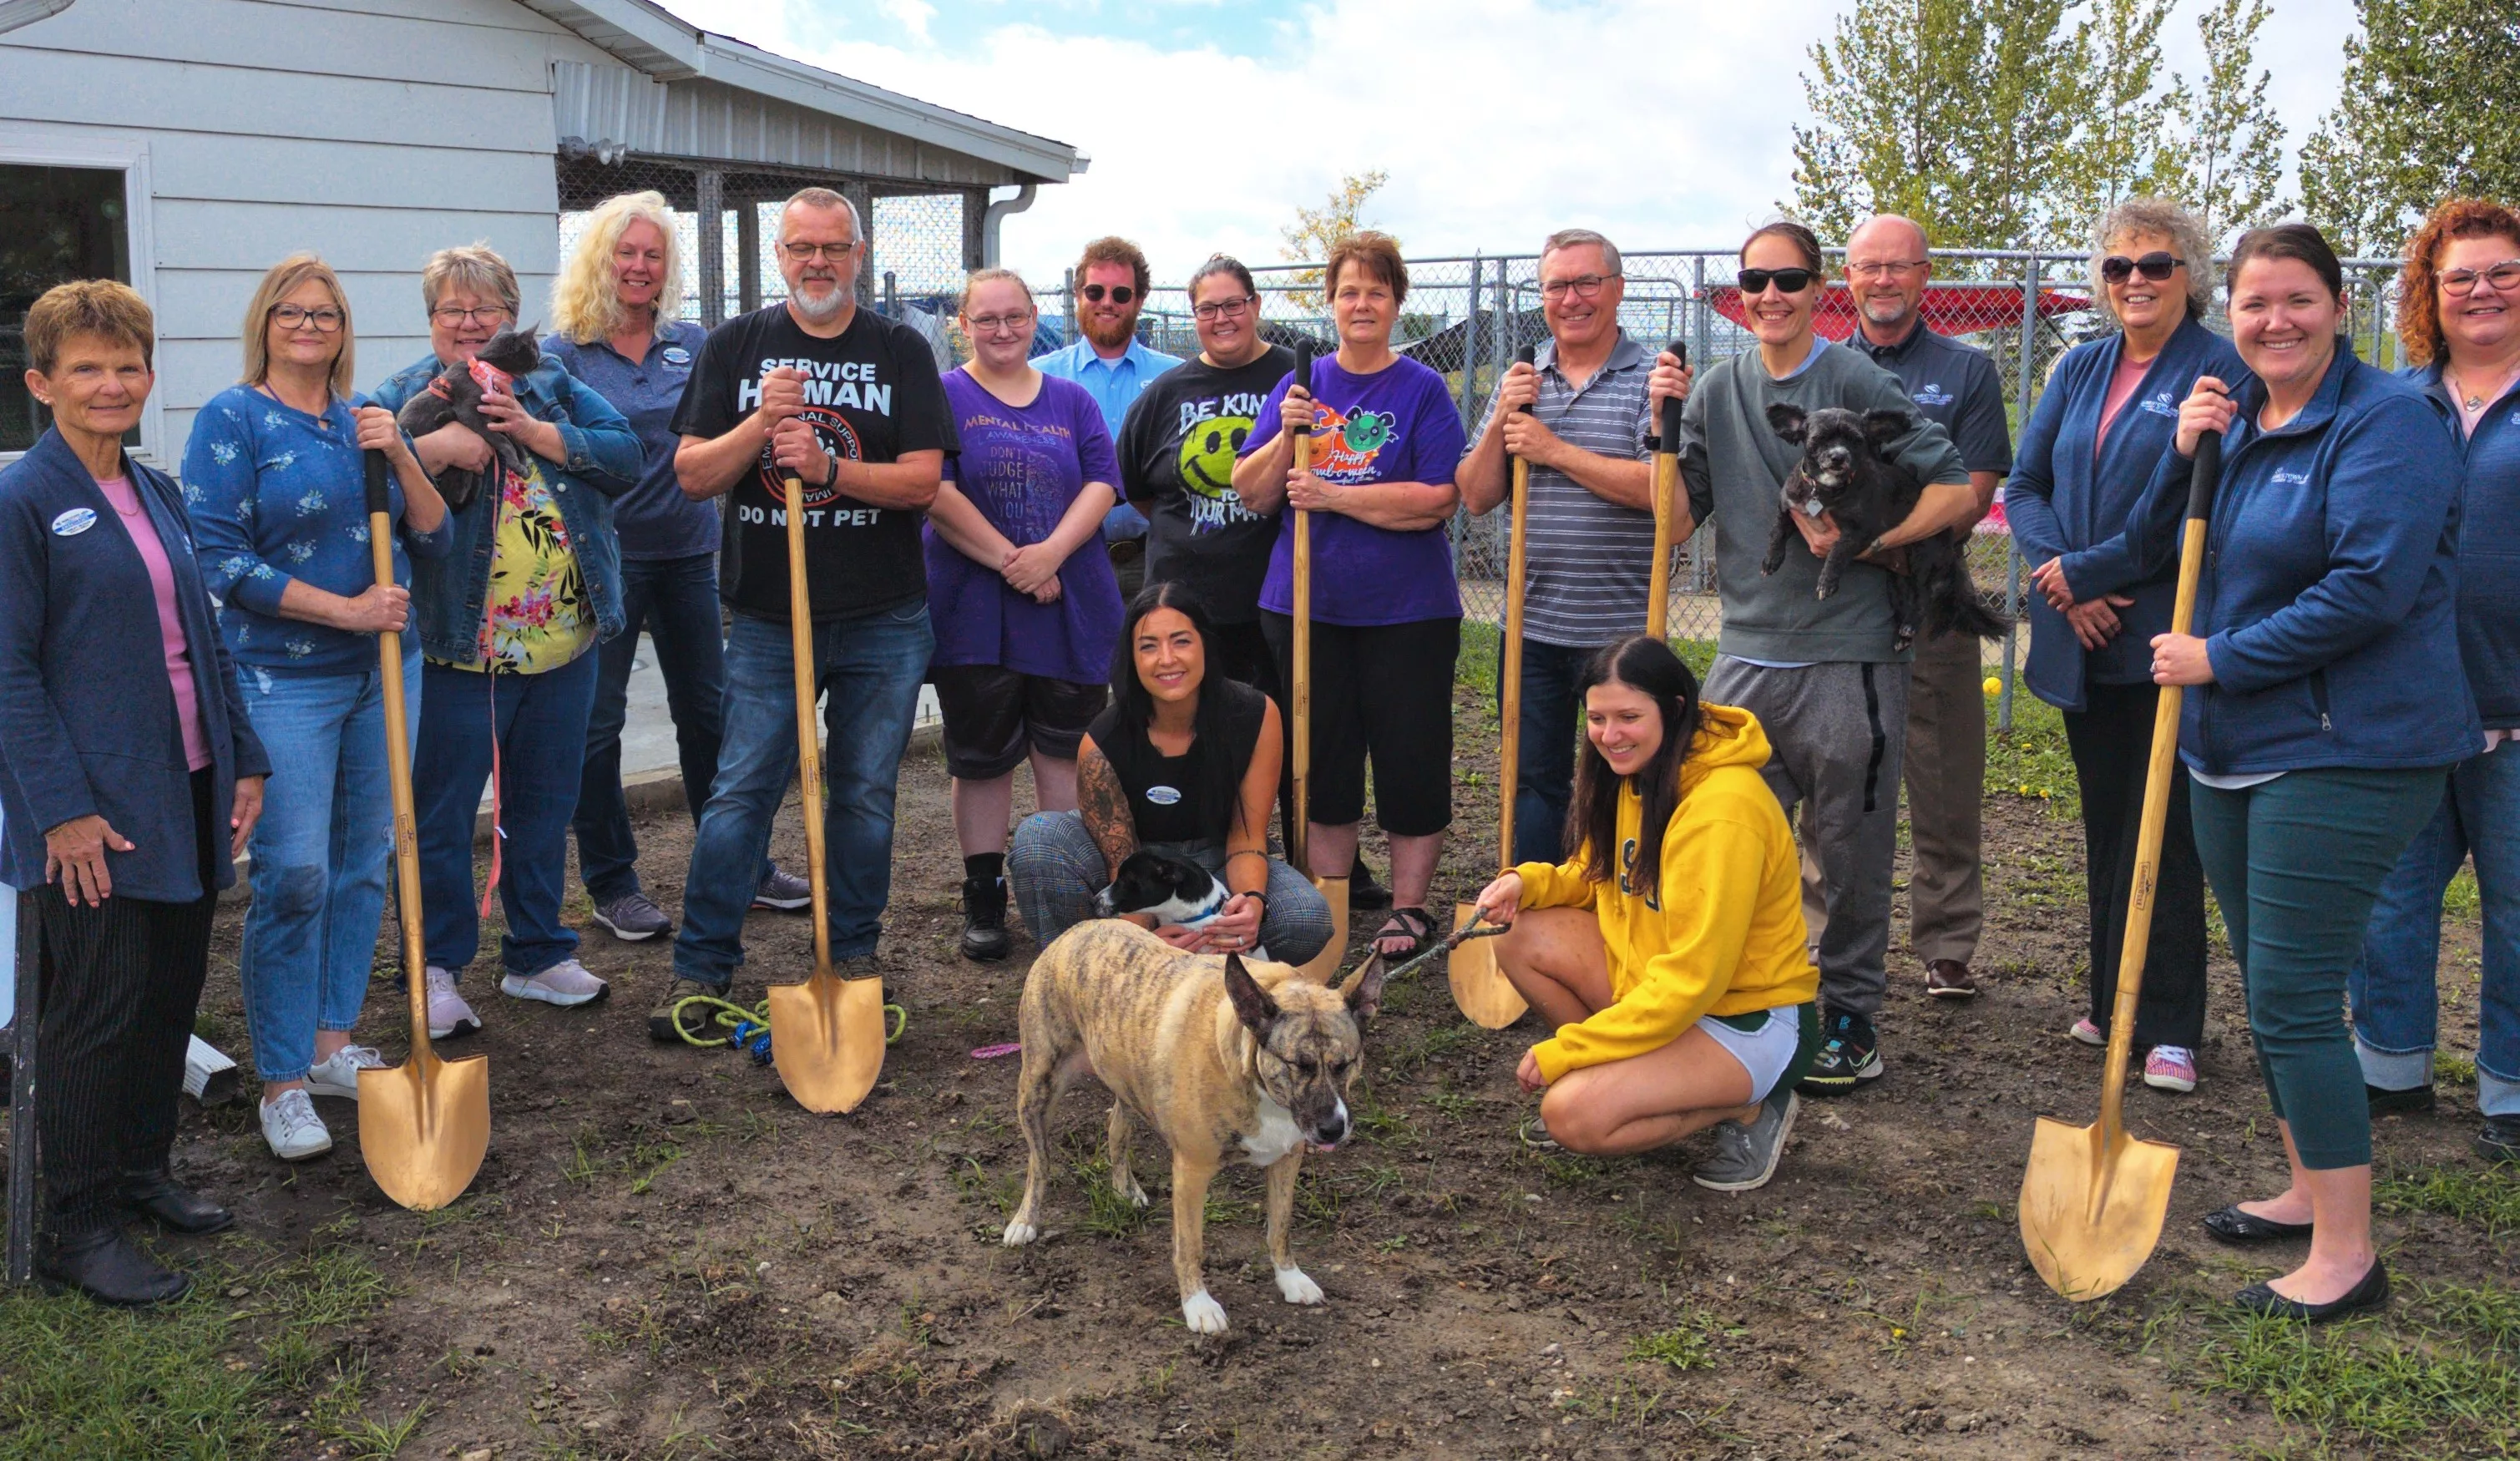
[925,371,1124,682]
[1242,352,1465,625]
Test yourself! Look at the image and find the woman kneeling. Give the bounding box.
[1474,637,1819,1191]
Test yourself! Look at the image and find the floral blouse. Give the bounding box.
[433,460,593,675]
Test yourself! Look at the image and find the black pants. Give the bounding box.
[1259,613,1460,836]
[2064,681,2208,1049]
[34,767,218,1239]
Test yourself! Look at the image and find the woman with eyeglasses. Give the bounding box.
[370,244,641,1042]
[180,254,449,1160]
[927,268,1126,962]
[2006,198,2244,1098]
[2349,197,2520,1165]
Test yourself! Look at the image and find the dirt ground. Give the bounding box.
[89,680,2514,1458]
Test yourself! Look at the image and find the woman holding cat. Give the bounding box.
[369,244,640,1043]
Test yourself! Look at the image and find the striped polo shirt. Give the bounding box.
[1472,331,1657,646]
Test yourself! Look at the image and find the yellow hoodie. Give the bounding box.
[1519,704,1819,1085]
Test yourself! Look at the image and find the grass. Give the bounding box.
[2376,1163,2520,1236]
[1986,690,2080,817]
[1626,1308,1736,1373]
[1455,620,1717,719]
[2195,1301,2520,1455]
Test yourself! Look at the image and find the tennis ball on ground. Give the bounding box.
[1983,676,2002,695]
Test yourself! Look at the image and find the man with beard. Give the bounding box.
[1036,237,1179,604]
[1837,215,2012,1003]
[655,187,958,1038]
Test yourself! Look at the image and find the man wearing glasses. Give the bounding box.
[660,187,959,1028]
[1838,215,2014,1003]
[1458,229,1662,862]
[1036,236,1180,602]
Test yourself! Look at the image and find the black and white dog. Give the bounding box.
[1095,850,1271,961]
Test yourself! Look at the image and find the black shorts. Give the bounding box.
[1258,612,1458,837]
[929,665,1108,780]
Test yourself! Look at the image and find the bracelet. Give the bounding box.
[1236,889,1269,911]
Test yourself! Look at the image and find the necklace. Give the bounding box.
[2450,359,2520,414]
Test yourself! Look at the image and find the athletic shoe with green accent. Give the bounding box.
[1797,1010,1883,1094]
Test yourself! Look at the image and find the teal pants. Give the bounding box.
[2189,766,2448,1170]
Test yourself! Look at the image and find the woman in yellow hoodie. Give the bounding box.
[1473,636,1819,1191]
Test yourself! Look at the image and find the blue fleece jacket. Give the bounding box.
[2406,363,2520,730]
[2131,341,2478,777]
[2005,315,2249,712]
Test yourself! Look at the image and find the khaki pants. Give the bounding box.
[1800,627,1983,967]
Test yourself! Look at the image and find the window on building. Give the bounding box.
[3,164,133,453]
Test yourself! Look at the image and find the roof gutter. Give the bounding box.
[980,185,1038,270]
[0,0,76,37]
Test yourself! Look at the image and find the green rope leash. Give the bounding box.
[670,993,909,1062]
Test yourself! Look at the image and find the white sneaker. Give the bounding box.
[426,966,481,1040]
[499,958,610,1009]
[260,1088,333,1161]
[304,1044,387,1100]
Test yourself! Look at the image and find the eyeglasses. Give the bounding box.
[273,304,345,332]
[1844,259,1926,280]
[1192,295,1255,321]
[780,240,859,262]
[2100,251,2185,284]
[964,311,1034,334]
[1738,267,1818,296]
[1080,283,1137,305]
[430,306,510,327]
[1539,273,1619,301]
[2442,260,2520,296]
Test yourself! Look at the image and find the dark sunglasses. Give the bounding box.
[1738,267,1817,296]
[1080,283,1137,304]
[2100,251,2184,284]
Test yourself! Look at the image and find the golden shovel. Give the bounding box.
[2021,432,2220,1300]
[765,471,888,1113]
[357,450,489,1211]
[1285,340,1350,983]
[1450,346,1537,1029]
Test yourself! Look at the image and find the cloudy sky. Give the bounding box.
[655,0,2361,281]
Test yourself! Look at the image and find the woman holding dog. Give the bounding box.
[1008,583,1333,964]
[2141,223,2472,1321]
[1473,636,1819,1192]
[370,244,641,1042]
[181,253,448,1162]
[2007,198,2244,1097]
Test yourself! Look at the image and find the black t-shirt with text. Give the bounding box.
[671,304,959,620]
[1116,345,1293,624]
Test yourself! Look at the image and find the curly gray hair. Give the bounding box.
[2089,198,2214,323]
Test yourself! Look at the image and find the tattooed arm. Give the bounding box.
[1076,736,1139,886]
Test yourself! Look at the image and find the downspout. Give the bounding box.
[980,184,1038,270]
[0,0,76,36]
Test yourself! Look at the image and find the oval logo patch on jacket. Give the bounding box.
[662,346,693,367]
[1144,785,1182,806]
[51,508,97,537]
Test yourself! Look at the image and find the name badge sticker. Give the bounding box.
[1145,785,1183,806]
[51,508,97,537]
[662,346,693,367]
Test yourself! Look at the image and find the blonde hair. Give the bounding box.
[23,278,154,376]
[240,253,354,398]
[419,242,519,316]
[956,267,1034,316]
[552,191,682,345]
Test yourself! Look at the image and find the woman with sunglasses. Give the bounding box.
[928,269,1126,962]
[2349,198,2520,1164]
[2006,198,2243,1098]
[181,254,448,1161]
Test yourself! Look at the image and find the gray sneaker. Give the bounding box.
[499,958,610,1009]
[752,866,812,912]
[1693,1089,1798,1192]
[591,891,671,942]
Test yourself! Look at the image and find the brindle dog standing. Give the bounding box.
[1003,920,1388,1336]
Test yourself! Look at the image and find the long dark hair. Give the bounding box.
[1109,580,1246,836]
[1565,637,1703,891]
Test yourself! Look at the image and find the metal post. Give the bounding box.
[1490,257,1513,624]
[884,270,898,321]
[736,198,761,316]
[1062,266,1075,351]
[695,168,725,328]
[1458,250,1482,433]
[2001,252,2039,733]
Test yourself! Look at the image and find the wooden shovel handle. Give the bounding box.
[783,472,834,981]
[1289,338,1318,872]
[365,450,431,1060]
[1499,343,1537,871]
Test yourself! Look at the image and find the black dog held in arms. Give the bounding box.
[394,324,542,512]
[1096,850,1272,962]
[1761,403,2009,652]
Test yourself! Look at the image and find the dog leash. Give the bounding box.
[1373,916,1510,987]
[672,991,908,1064]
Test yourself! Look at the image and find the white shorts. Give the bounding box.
[1698,1005,1805,1103]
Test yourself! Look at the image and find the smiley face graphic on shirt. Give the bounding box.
[1177,415,1252,501]
[1308,403,1400,486]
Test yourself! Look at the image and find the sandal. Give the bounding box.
[1371,907,1436,960]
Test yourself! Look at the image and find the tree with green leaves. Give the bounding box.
[1280,169,1392,309]
[2160,0,2287,243]
[2300,0,2520,257]
[2057,0,2183,229]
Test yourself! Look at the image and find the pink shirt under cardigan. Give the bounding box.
[2093,349,2153,451]
[94,474,212,771]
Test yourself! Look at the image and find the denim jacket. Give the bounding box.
[370,352,642,664]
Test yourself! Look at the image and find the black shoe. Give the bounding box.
[2202,1203,2313,1243]
[1798,1010,1883,1094]
[38,1229,190,1307]
[120,1168,233,1235]
[2367,1083,2436,1117]
[2234,1261,2389,1323]
[960,875,1011,963]
[1348,854,1392,912]
[2478,1114,2520,1165]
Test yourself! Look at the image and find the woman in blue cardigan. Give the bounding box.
[2147,224,2475,1322]
[2007,198,2245,1097]
[0,281,270,1305]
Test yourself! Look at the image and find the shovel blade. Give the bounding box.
[1297,877,1349,983]
[2020,1115,2180,1302]
[768,973,887,1114]
[357,1051,490,1212]
[1448,902,1527,1029]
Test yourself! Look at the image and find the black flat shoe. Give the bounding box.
[2202,1204,2314,1242]
[38,1230,191,1307]
[122,1167,234,1235]
[2235,1261,2389,1323]
[2366,1083,2436,1116]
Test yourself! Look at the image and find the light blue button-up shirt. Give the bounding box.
[1036,336,1181,540]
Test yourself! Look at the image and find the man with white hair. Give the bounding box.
[658,186,959,1039]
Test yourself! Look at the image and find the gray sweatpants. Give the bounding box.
[1704,656,1910,1019]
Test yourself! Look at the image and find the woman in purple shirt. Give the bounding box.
[926,268,1126,961]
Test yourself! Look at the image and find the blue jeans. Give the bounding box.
[571,553,767,903]
[235,653,416,1082]
[672,603,934,985]
[412,650,600,980]
[2350,746,2520,1117]
[1496,636,1593,866]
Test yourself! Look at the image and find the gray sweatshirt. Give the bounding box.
[1677,340,1971,664]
